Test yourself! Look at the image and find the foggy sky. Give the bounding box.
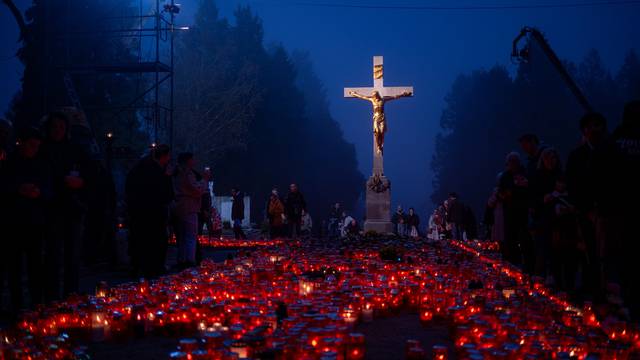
[2,0,639,216]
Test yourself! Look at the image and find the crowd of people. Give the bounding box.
[423,193,478,242]
[484,101,640,318]
[0,112,107,318]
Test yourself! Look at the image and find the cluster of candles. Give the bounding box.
[1,238,639,359]
[168,235,285,248]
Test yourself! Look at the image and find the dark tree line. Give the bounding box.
[5,0,364,220]
[431,42,640,217]
[171,0,365,220]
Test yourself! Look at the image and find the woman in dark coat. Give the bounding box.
[406,207,420,238]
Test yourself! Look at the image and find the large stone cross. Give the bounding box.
[344,56,414,234]
[344,56,413,176]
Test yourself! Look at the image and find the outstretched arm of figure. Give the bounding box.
[384,91,413,101]
[348,91,372,101]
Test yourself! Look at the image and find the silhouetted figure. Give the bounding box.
[172,153,206,268]
[125,145,173,278]
[548,176,579,291]
[566,113,617,301]
[267,188,285,239]
[0,119,12,315]
[197,167,214,237]
[2,128,51,312]
[519,134,547,179]
[40,112,91,299]
[446,192,466,240]
[391,205,406,237]
[463,205,478,240]
[231,188,247,240]
[406,207,420,238]
[497,152,533,271]
[612,100,640,316]
[301,209,313,236]
[530,147,563,279]
[328,202,342,238]
[284,183,306,239]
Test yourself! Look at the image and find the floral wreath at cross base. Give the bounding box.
[367,174,390,193]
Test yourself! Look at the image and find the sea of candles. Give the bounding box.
[168,235,285,248]
[1,238,639,359]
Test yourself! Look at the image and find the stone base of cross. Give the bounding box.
[344,56,414,234]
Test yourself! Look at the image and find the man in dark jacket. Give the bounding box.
[40,112,92,300]
[566,112,618,300]
[2,128,51,311]
[612,102,640,314]
[284,183,306,239]
[125,145,173,278]
[231,188,247,240]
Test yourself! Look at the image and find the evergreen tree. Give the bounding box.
[431,46,640,217]
[175,1,363,221]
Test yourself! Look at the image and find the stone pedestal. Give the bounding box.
[364,175,393,234]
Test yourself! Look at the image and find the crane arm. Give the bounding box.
[512,27,593,113]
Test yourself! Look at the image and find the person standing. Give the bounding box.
[406,207,420,238]
[497,152,532,271]
[566,113,617,300]
[0,119,12,314]
[392,205,406,237]
[519,134,547,179]
[530,147,563,280]
[613,101,640,317]
[231,188,247,240]
[172,153,206,268]
[301,209,313,236]
[267,188,285,239]
[40,112,92,299]
[197,167,214,238]
[284,183,306,239]
[125,145,174,278]
[446,193,466,240]
[2,128,50,312]
[328,202,342,238]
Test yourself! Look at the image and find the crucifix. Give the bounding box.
[344,56,414,234]
[344,56,413,176]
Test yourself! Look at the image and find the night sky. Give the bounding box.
[2,0,639,216]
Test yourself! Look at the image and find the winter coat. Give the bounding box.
[40,139,93,214]
[172,166,206,217]
[285,191,306,221]
[391,211,405,225]
[406,214,420,228]
[268,196,285,226]
[125,156,174,222]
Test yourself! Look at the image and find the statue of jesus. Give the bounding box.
[348,89,412,155]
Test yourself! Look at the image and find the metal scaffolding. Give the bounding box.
[57,0,178,146]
